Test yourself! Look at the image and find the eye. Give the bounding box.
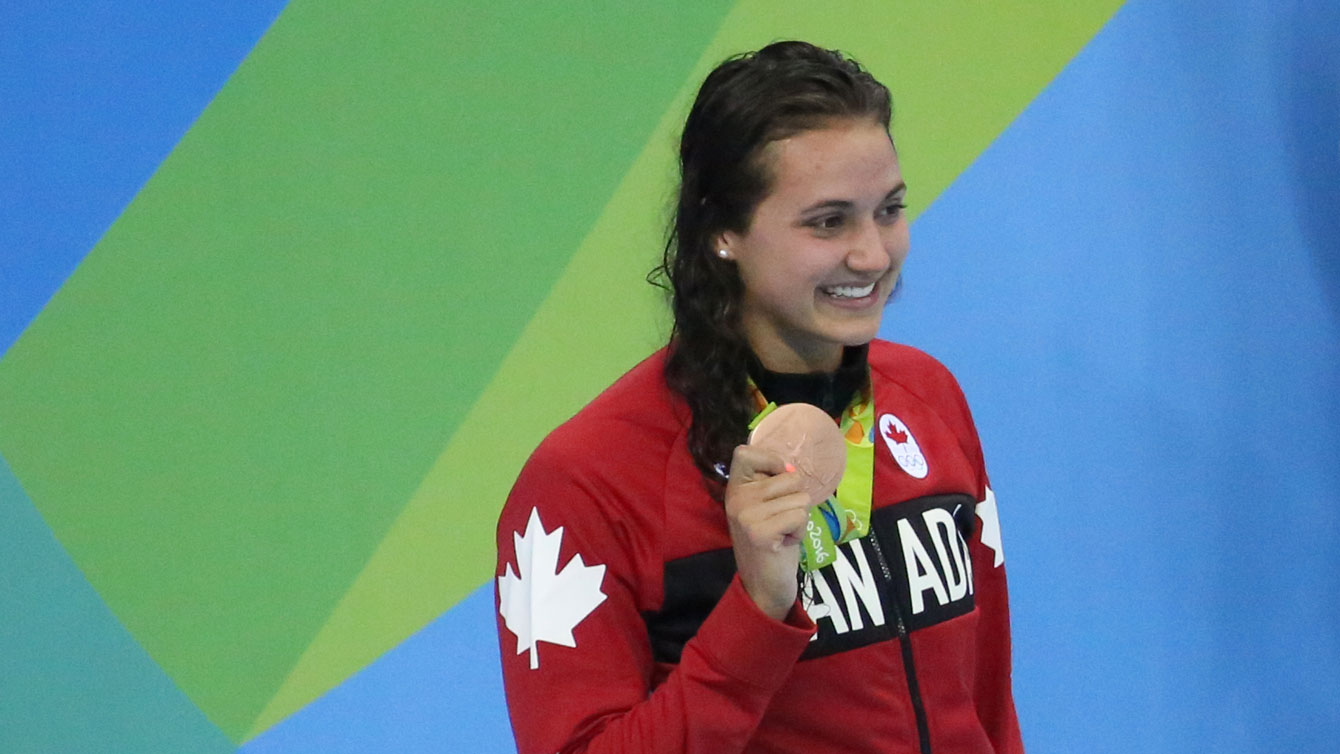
[806,213,846,232]
[877,201,906,223]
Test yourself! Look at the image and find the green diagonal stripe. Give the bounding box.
[251,0,1123,740]
[0,0,735,741]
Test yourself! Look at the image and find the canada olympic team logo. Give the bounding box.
[878,413,929,479]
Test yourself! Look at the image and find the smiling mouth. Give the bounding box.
[820,282,877,299]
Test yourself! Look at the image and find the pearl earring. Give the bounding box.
[717,249,730,259]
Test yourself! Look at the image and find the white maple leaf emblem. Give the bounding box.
[976,487,1004,567]
[498,507,608,669]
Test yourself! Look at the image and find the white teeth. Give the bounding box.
[823,282,876,299]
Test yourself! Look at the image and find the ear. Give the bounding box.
[712,230,739,259]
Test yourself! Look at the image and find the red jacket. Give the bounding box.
[495,341,1023,753]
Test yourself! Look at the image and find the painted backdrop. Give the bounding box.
[2,1,1337,752]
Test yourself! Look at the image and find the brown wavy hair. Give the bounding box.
[648,41,892,489]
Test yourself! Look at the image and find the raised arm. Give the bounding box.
[495,442,816,754]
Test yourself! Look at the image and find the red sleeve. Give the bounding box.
[967,486,1024,753]
[950,379,1025,754]
[495,439,816,754]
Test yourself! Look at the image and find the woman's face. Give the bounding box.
[719,118,908,373]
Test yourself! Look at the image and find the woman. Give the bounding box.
[496,41,1022,754]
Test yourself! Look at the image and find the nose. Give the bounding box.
[846,218,893,273]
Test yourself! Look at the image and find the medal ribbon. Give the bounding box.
[747,379,875,572]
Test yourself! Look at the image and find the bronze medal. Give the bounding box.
[748,402,847,505]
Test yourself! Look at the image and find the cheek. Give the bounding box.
[738,236,827,292]
[885,225,911,265]
[744,264,818,304]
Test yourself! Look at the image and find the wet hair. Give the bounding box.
[649,40,893,489]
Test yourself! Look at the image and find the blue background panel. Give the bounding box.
[892,1,1340,751]
[240,584,514,753]
[0,0,288,356]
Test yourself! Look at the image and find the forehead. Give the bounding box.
[758,120,900,207]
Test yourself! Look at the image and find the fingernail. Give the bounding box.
[784,462,796,473]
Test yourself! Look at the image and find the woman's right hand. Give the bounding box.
[724,444,815,621]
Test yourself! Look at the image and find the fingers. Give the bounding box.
[732,491,813,551]
[733,488,812,525]
[725,445,813,620]
[726,444,812,536]
[727,446,805,501]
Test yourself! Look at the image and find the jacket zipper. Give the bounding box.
[866,532,933,754]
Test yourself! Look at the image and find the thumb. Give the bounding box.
[727,444,790,486]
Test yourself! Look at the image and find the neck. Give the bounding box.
[748,345,869,419]
[748,337,845,374]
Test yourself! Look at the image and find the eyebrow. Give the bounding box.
[798,181,908,215]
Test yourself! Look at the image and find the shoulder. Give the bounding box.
[867,339,967,404]
[867,338,982,458]
[498,349,681,608]
[535,348,684,472]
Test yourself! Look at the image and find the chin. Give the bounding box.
[841,333,880,348]
[828,321,883,348]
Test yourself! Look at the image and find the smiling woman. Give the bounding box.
[495,41,1022,754]
[722,121,908,373]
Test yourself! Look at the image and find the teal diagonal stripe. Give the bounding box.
[0,454,234,754]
